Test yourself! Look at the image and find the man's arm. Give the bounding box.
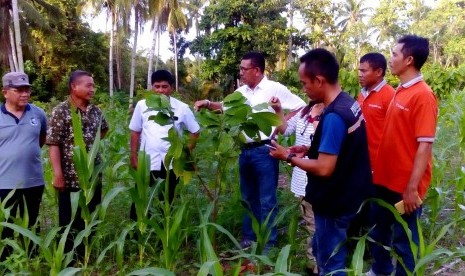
[130,131,141,169]
[188,132,200,151]
[49,145,65,192]
[269,140,337,177]
[194,100,222,112]
[403,142,433,214]
[40,133,46,147]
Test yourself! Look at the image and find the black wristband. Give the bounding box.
[286,153,296,166]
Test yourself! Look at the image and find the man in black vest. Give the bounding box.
[269,48,372,275]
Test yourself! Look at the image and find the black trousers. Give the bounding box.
[130,165,178,221]
[0,185,44,259]
[58,183,102,256]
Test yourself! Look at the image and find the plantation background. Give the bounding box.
[2,0,465,274]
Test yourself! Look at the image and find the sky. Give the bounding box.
[83,11,192,62]
[83,0,438,62]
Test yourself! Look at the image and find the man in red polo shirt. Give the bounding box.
[357,53,395,169]
[367,35,438,276]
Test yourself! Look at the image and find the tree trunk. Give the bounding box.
[8,53,14,72]
[129,12,139,104]
[155,29,160,71]
[11,0,23,72]
[287,0,294,68]
[109,12,115,97]
[173,30,178,92]
[9,26,19,71]
[116,32,122,90]
[147,16,160,90]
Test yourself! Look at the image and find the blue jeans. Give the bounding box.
[369,186,422,276]
[312,211,356,276]
[239,144,279,244]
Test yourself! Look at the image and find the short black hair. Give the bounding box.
[151,69,175,86]
[69,70,92,91]
[299,48,339,84]
[241,52,265,73]
[398,35,429,70]
[360,53,387,76]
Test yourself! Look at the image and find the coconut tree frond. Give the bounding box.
[167,7,187,32]
[30,0,63,20]
[20,1,52,31]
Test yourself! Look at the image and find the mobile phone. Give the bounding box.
[394,196,423,215]
[265,144,277,150]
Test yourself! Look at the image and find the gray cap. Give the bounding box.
[2,72,31,88]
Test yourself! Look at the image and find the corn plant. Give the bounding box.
[150,181,189,271]
[129,151,157,264]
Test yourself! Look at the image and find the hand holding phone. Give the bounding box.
[394,196,422,215]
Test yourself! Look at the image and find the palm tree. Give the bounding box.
[336,0,371,32]
[0,0,61,71]
[184,0,205,76]
[146,0,165,90]
[146,0,186,92]
[11,0,23,71]
[128,0,149,103]
[89,0,130,97]
[165,0,187,91]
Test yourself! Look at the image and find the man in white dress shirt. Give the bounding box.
[194,52,305,249]
[129,70,200,218]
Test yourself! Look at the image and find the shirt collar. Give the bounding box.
[67,97,92,112]
[1,103,30,114]
[361,79,387,97]
[400,74,423,89]
[246,76,268,92]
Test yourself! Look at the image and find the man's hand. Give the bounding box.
[289,145,308,158]
[269,96,282,113]
[402,187,421,215]
[53,174,66,192]
[268,140,289,161]
[194,99,209,112]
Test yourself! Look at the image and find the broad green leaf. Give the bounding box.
[241,122,260,140]
[217,133,235,154]
[196,110,221,127]
[149,112,172,126]
[146,94,162,109]
[250,112,282,126]
[224,105,251,125]
[223,91,247,106]
[252,102,270,111]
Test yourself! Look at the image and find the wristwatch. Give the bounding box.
[286,153,296,166]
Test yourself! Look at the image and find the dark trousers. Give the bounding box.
[0,185,44,259]
[369,185,422,276]
[58,183,102,256]
[130,165,178,220]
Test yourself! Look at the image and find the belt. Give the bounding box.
[241,139,271,149]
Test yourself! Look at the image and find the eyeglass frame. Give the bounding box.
[239,66,257,72]
[5,87,32,94]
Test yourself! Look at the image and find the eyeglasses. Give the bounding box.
[9,88,31,94]
[239,66,256,72]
